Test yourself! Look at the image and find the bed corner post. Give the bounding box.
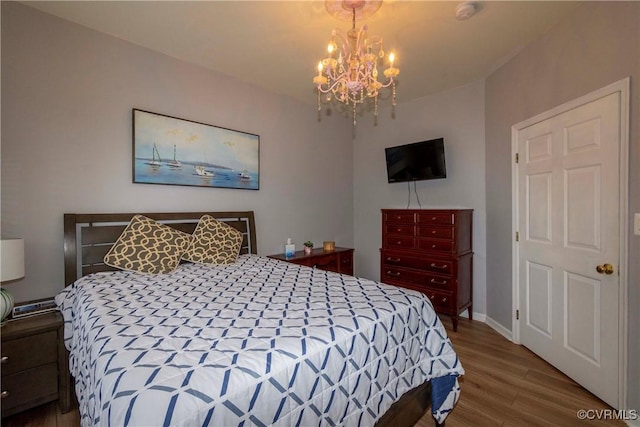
[63,214,78,286]
[247,211,257,254]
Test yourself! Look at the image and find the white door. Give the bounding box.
[515,90,622,408]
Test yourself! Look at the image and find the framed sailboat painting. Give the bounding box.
[132,109,260,190]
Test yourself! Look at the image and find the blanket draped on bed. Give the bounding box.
[56,255,463,427]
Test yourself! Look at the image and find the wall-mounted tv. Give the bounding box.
[385,138,447,183]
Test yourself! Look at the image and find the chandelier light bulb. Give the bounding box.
[389,52,395,66]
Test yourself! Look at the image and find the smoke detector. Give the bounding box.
[455,2,477,20]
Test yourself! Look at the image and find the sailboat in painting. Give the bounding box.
[146,143,162,167]
[194,165,214,177]
[166,145,181,169]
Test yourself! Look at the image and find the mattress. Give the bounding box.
[56,254,463,426]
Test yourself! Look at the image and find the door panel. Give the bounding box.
[565,165,600,250]
[564,271,600,364]
[526,173,552,242]
[526,261,552,337]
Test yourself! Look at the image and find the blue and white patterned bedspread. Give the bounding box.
[56,255,463,427]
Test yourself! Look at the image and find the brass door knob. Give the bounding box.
[596,263,614,275]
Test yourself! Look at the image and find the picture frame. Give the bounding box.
[132,109,260,190]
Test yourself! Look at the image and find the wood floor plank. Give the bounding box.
[57,405,81,427]
[2,401,55,427]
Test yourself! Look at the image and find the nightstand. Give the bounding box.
[1,311,71,418]
[268,247,354,275]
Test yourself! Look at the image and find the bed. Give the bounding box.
[57,211,463,427]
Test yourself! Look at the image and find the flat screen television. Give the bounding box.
[385,138,447,183]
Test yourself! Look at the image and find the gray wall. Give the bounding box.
[0,2,353,301]
[485,1,639,410]
[353,81,487,317]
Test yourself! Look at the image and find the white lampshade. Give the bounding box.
[1,238,25,282]
[1,238,25,325]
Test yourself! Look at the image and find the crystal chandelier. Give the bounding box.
[313,0,399,125]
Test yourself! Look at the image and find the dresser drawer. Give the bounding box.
[382,267,453,291]
[417,226,453,240]
[381,251,453,275]
[308,254,339,272]
[385,224,415,236]
[1,331,57,376]
[384,211,415,224]
[424,289,454,312]
[1,363,58,412]
[416,212,454,225]
[419,238,454,253]
[385,236,416,249]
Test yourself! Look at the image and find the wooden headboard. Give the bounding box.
[63,211,256,286]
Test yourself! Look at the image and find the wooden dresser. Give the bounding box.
[268,247,354,275]
[380,209,473,331]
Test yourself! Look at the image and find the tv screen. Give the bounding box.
[385,138,447,183]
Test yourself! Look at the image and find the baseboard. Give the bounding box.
[484,316,513,342]
[455,311,513,342]
[458,311,486,322]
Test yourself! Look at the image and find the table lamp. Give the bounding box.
[1,238,25,326]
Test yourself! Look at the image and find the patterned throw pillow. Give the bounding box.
[182,215,243,265]
[103,215,192,274]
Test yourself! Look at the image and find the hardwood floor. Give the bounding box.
[3,319,622,427]
[2,402,79,427]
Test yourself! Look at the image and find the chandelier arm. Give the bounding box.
[315,79,348,94]
[376,78,396,89]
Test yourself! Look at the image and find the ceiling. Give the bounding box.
[23,1,581,106]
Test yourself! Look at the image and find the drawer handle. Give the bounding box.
[386,270,401,277]
[430,263,448,269]
[1,391,9,399]
[429,294,435,300]
[387,257,401,262]
[432,217,437,220]
[0,356,8,364]
[431,230,437,234]
[397,228,402,232]
[397,241,403,245]
[432,244,437,248]
[442,297,447,303]
[431,278,448,285]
